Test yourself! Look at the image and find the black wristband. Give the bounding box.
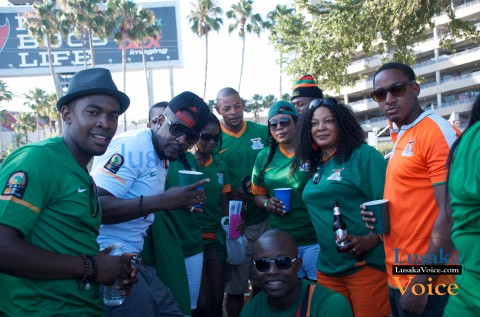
[86,255,97,283]
[78,254,91,290]
[139,195,146,219]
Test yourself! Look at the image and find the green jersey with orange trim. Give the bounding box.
[302,144,387,276]
[239,279,353,317]
[445,121,480,316]
[195,155,231,234]
[217,120,269,226]
[162,152,203,257]
[251,145,316,246]
[0,137,104,316]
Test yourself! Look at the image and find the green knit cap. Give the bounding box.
[268,101,298,120]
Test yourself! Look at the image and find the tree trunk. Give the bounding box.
[47,38,62,135]
[36,110,40,141]
[141,42,151,112]
[239,34,245,94]
[88,27,95,67]
[81,29,87,69]
[279,52,283,98]
[122,39,127,132]
[203,33,208,100]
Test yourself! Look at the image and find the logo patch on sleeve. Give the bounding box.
[104,154,124,174]
[2,171,28,199]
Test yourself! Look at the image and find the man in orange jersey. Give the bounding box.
[363,62,460,317]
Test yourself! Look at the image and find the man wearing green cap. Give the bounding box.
[251,101,319,282]
[215,87,269,317]
[291,74,324,115]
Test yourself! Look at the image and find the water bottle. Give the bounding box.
[103,242,125,306]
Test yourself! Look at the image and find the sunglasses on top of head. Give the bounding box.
[163,116,199,144]
[199,133,220,142]
[308,98,339,110]
[370,80,416,102]
[251,256,297,273]
[269,117,292,131]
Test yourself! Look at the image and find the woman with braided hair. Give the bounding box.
[251,101,319,281]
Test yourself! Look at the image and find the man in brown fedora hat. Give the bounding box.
[0,68,137,316]
[91,91,212,316]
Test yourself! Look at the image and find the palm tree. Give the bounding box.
[226,0,265,94]
[12,112,36,146]
[262,94,276,111]
[0,80,13,159]
[24,88,48,142]
[250,93,263,123]
[188,0,223,99]
[131,7,162,110]
[107,0,139,131]
[57,0,108,68]
[266,5,294,98]
[39,93,59,136]
[23,1,63,99]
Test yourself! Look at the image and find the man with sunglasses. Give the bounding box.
[91,91,211,316]
[240,229,352,317]
[215,87,269,317]
[0,68,137,316]
[364,62,460,317]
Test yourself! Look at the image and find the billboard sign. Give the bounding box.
[0,1,182,77]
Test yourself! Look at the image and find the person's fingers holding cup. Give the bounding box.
[360,205,375,230]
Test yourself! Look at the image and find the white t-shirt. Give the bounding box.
[91,128,167,253]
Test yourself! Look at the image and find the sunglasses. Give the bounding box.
[164,116,199,144]
[269,117,292,131]
[308,98,339,110]
[252,256,297,273]
[89,176,100,217]
[370,81,416,102]
[199,133,220,142]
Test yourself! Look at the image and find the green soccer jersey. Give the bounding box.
[302,144,387,276]
[0,137,104,316]
[195,155,231,234]
[444,121,480,317]
[239,279,353,317]
[251,145,316,246]
[217,120,269,226]
[162,152,203,257]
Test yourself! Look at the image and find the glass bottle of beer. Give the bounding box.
[332,201,349,252]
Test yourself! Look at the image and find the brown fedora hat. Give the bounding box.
[56,68,130,114]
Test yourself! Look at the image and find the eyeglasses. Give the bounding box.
[252,256,297,273]
[269,117,292,131]
[309,98,339,110]
[370,81,416,102]
[163,116,199,144]
[90,176,100,217]
[199,133,220,142]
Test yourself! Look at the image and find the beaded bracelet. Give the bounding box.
[78,254,90,290]
[86,255,97,284]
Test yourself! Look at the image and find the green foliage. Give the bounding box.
[12,112,36,145]
[271,0,480,92]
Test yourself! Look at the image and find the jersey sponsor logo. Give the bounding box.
[217,173,224,185]
[150,172,158,177]
[401,140,416,157]
[2,171,27,199]
[250,138,265,150]
[326,168,343,181]
[104,154,124,174]
[77,187,88,193]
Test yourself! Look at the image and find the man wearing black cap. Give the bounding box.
[0,68,137,316]
[291,74,324,115]
[91,91,211,316]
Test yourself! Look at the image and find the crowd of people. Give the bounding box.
[0,61,478,317]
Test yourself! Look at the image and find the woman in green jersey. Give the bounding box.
[192,113,232,317]
[295,98,389,317]
[251,101,319,281]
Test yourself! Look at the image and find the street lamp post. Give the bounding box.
[167,56,174,99]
